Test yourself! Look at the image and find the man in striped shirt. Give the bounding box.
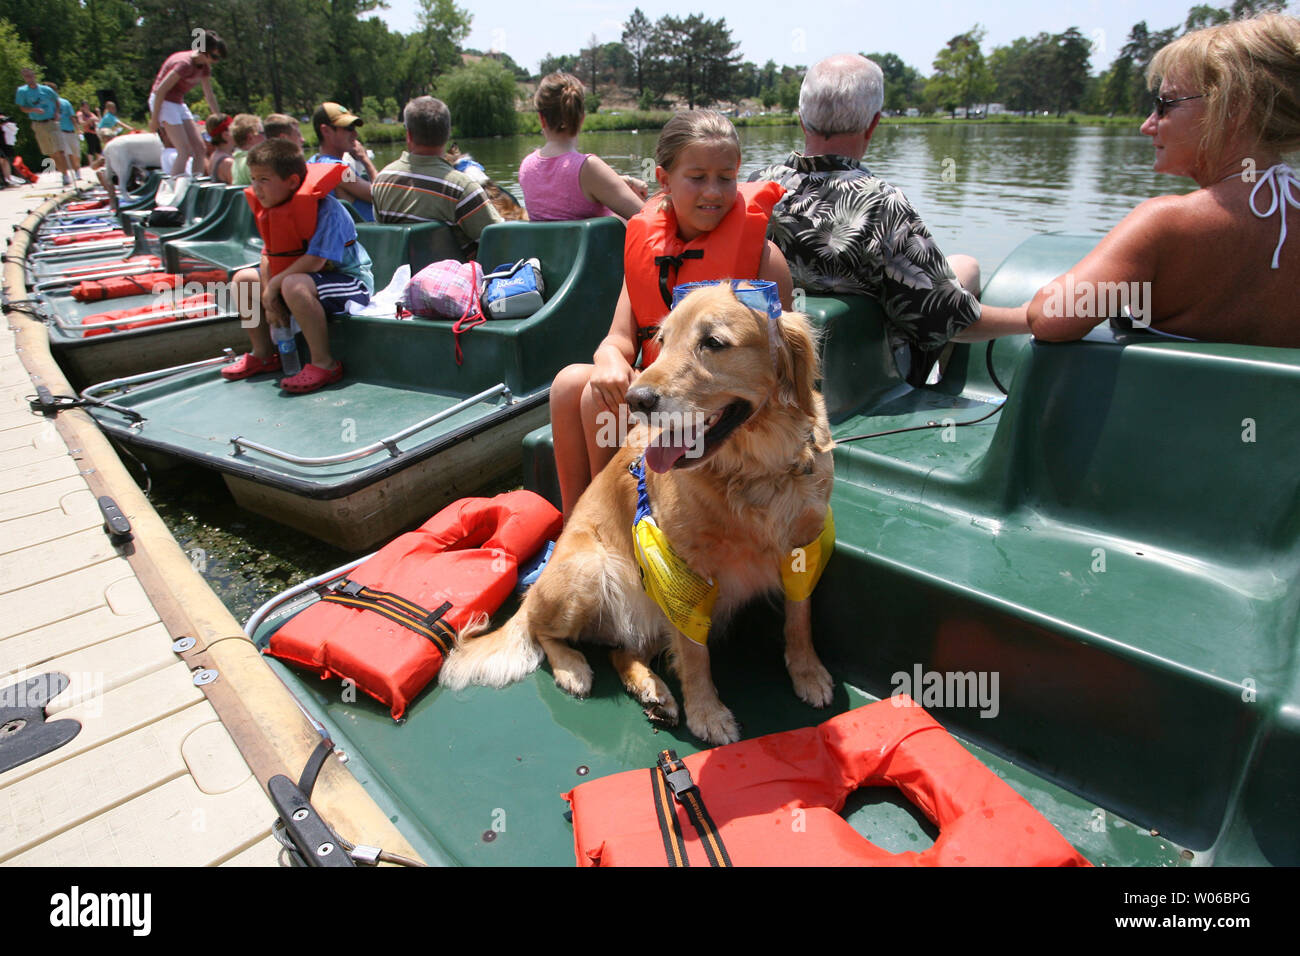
[372,97,501,258]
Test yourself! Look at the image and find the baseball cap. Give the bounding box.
[313,102,363,132]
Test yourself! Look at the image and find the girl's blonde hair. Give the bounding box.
[535,73,586,135]
[1148,12,1300,164]
[654,110,741,171]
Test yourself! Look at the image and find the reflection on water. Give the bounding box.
[373,122,1194,272]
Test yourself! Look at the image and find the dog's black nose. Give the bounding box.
[625,385,660,415]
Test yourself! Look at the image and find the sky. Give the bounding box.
[372,0,1276,76]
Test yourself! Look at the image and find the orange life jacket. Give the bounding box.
[65,199,109,211]
[266,491,562,720]
[244,163,348,277]
[564,698,1093,867]
[51,229,127,246]
[83,293,218,337]
[624,180,784,366]
[69,269,226,302]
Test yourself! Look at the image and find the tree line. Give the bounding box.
[541,0,1292,117]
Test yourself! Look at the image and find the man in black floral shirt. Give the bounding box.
[751,54,1028,383]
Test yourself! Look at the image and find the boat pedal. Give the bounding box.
[98,495,133,544]
[0,673,82,774]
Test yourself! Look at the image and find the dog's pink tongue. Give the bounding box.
[645,436,689,473]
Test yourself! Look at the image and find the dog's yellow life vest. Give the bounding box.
[629,457,833,644]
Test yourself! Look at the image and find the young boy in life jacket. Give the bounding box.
[223,138,374,393]
[548,110,793,518]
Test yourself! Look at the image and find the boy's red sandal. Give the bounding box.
[281,362,344,394]
[221,351,282,380]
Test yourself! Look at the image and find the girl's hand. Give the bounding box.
[589,346,637,416]
[622,175,649,201]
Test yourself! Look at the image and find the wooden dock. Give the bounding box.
[0,171,418,867]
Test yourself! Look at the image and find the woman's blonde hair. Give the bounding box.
[1149,12,1300,164]
[535,73,586,135]
[654,110,741,171]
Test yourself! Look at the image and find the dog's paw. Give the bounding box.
[687,702,741,746]
[552,658,594,698]
[636,676,680,726]
[789,659,835,708]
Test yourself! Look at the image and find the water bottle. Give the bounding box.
[270,324,301,375]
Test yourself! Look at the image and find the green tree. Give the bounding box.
[929,26,994,115]
[865,51,924,113]
[1,17,39,167]
[622,8,657,97]
[1184,4,1231,30]
[436,58,517,137]
[1050,27,1092,116]
[414,0,473,82]
[656,13,740,108]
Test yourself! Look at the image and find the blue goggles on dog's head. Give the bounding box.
[671,279,782,321]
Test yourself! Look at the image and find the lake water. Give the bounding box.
[376,121,1192,270]
[161,122,1195,621]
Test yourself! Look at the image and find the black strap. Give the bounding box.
[297,736,335,797]
[27,388,145,423]
[654,749,731,867]
[654,249,703,308]
[320,579,455,656]
[651,764,690,866]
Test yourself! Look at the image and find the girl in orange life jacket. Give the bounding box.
[223,138,374,393]
[549,111,793,519]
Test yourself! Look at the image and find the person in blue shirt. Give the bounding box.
[223,138,374,393]
[96,101,135,143]
[15,68,72,185]
[48,84,82,178]
[308,102,377,221]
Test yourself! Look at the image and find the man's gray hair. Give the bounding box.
[799,54,884,137]
[404,96,451,148]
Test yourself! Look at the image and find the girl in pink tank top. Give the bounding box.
[519,72,647,222]
[519,150,609,220]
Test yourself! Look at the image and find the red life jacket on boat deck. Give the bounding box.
[623,180,784,367]
[83,292,218,337]
[245,163,348,277]
[51,229,127,245]
[69,268,226,302]
[564,698,1093,867]
[265,491,562,720]
[65,198,109,211]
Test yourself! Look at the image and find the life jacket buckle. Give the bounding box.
[656,749,696,801]
[331,579,365,598]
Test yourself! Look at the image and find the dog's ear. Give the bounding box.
[776,310,821,420]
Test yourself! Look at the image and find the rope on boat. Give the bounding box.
[835,341,1011,444]
[834,399,1005,444]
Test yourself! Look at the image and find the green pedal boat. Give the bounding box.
[25,177,254,388]
[246,233,1298,866]
[82,217,625,551]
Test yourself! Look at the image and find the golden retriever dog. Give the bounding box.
[439,283,835,744]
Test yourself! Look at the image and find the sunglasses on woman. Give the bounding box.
[1154,93,1204,118]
